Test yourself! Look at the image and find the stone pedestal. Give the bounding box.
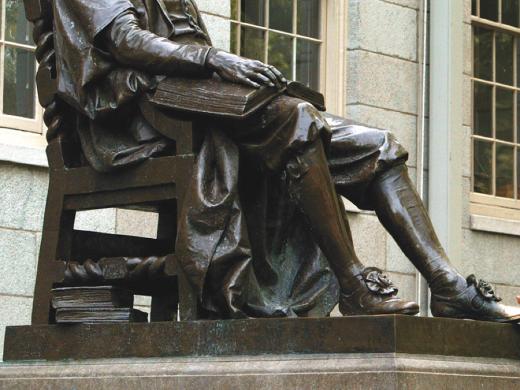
[1,353,520,389]
[2,315,520,389]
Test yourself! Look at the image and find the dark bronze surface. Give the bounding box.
[22,0,520,326]
[4,315,520,362]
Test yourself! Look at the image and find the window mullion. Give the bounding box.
[1,0,5,42]
[264,0,269,63]
[492,30,497,196]
[0,44,4,116]
[292,0,297,80]
[514,36,518,199]
[0,0,6,117]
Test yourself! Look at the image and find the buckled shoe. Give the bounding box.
[339,267,420,316]
[431,274,520,323]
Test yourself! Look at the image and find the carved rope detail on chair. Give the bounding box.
[63,256,170,285]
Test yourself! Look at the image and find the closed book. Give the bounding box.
[147,77,325,119]
[55,308,148,324]
[286,81,326,111]
[51,286,134,309]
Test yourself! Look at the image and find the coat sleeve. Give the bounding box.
[103,10,213,77]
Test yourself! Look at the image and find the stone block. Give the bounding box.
[0,229,37,296]
[383,0,420,9]
[116,209,158,239]
[198,0,231,18]
[0,163,48,232]
[386,235,415,274]
[6,316,520,362]
[202,14,231,51]
[0,296,32,361]
[345,104,418,167]
[386,271,416,302]
[346,213,387,270]
[347,50,418,115]
[74,208,117,234]
[349,0,418,62]
[460,228,520,286]
[2,353,520,389]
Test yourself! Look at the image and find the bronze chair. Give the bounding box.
[25,0,201,325]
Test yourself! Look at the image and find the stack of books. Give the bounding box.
[51,286,147,324]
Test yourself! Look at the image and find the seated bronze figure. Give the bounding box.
[47,0,520,322]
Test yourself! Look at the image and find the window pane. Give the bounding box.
[496,144,515,198]
[5,0,33,45]
[269,0,293,33]
[474,140,493,194]
[496,32,514,85]
[472,0,477,16]
[297,0,321,38]
[241,0,266,25]
[3,47,35,119]
[474,82,493,137]
[480,0,499,21]
[268,32,293,79]
[296,39,320,90]
[473,27,493,81]
[502,0,519,27]
[496,87,514,142]
[240,27,266,61]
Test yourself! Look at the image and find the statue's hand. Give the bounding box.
[206,50,286,88]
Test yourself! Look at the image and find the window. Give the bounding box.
[230,0,324,92]
[0,0,41,134]
[471,0,520,215]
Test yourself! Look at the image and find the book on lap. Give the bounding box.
[147,77,326,119]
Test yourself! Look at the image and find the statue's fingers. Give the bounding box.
[268,65,287,84]
[258,67,280,87]
[249,72,275,87]
[242,77,261,88]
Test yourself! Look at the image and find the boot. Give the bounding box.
[287,142,419,316]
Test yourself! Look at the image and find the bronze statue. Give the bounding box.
[42,0,519,323]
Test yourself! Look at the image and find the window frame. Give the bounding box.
[0,0,45,145]
[470,0,520,220]
[229,0,347,116]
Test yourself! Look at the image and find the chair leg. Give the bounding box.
[150,284,179,322]
[32,179,75,325]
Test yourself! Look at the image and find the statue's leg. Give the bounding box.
[288,139,419,315]
[369,165,463,291]
[369,165,520,322]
